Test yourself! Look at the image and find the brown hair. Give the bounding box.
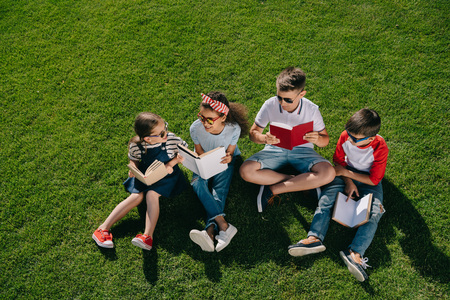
[201,91,249,138]
[276,67,306,92]
[129,112,162,144]
[345,108,381,137]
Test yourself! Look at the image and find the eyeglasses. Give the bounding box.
[147,122,168,138]
[197,112,221,125]
[347,130,371,143]
[276,90,302,104]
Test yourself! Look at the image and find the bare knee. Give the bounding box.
[130,192,144,205]
[313,162,336,184]
[146,191,160,204]
[239,161,259,181]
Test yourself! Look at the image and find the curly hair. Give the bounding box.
[201,91,249,138]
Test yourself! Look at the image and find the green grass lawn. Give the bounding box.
[1,0,449,298]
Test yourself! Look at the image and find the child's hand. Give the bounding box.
[303,131,320,144]
[175,153,184,164]
[129,170,135,178]
[165,165,174,174]
[265,132,280,145]
[344,181,359,202]
[221,152,232,164]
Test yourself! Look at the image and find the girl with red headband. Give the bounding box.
[189,92,248,252]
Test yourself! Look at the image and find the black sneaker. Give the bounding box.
[257,185,275,212]
[288,238,326,257]
[339,250,370,282]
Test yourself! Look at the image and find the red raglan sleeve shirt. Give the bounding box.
[333,131,389,185]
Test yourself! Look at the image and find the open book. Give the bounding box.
[269,121,314,150]
[177,144,228,180]
[127,160,168,185]
[332,192,373,228]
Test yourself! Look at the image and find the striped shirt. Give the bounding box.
[128,132,188,161]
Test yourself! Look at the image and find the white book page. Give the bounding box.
[333,192,357,227]
[352,194,371,226]
[196,147,228,179]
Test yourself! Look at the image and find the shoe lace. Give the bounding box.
[360,257,371,269]
[267,195,281,206]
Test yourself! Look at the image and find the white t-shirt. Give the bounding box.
[254,96,326,149]
[190,119,241,156]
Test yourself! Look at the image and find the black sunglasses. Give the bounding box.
[276,90,302,104]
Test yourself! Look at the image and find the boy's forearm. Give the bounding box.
[315,133,329,148]
[249,129,265,144]
[341,169,375,186]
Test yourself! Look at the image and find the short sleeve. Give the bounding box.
[311,107,326,132]
[254,101,270,129]
[229,124,241,145]
[128,142,142,161]
[190,121,200,145]
[166,133,188,158]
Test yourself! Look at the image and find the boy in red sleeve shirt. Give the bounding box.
[288,108,389,282]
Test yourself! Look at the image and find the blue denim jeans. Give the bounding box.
[308,176,385,256]
[191,159,235,232]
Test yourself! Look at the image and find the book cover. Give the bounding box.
[269,121,314,150]
[177,144,228,179]
[127,160,168,185]
[332,192,373,228]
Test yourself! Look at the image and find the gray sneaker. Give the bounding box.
[339,250,370,282]
[215,224,237,252]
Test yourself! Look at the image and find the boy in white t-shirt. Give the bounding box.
[240,67,335,213]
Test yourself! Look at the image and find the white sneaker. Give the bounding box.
[189,229,214,252]
[215,224,237,252]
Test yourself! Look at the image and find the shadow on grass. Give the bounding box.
[105,167,449,285]
[381,179,449,283]
[289,178,449,285]
[95,245,118,261]
[143,248,158,284]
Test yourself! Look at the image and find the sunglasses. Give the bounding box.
[276,90,302,104]
[147,121,168,138]
[346,130,371,143]
[197,112,221,125]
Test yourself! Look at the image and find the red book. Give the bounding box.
[269,121,314,150]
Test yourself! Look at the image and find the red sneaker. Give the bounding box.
[92,229,114,248]
[131,234,153,250]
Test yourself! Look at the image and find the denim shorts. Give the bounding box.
[245,145,331,174]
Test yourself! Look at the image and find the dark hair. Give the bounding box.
[201,91,249,138]
[130,112,162,144]
[345,108,381,137]
[276,67,306,92]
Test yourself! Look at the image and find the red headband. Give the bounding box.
[201,93,229,116]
